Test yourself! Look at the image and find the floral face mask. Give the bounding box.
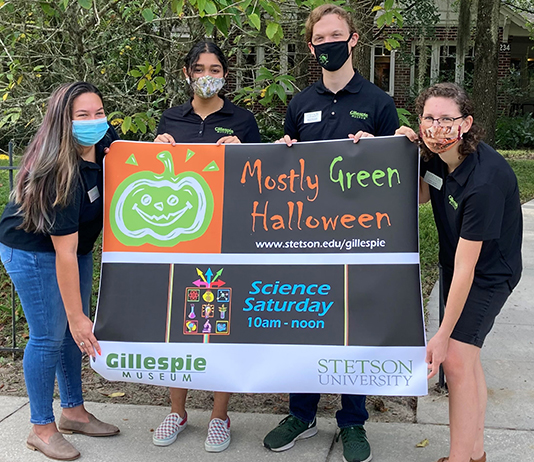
[420,125,463,154]
[189,75,225,99]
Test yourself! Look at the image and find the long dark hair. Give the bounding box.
[183,40,228,77]
[14,82,104,233]
[416,82,484,160]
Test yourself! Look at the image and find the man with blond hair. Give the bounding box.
[263,5,398,462]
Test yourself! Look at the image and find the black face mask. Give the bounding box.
[312,35,353,72]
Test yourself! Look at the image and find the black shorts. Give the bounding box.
[442,277,512,348]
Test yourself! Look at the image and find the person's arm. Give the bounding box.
[51,233,101,358]
[426,238,482,378]
[419,177,430,204]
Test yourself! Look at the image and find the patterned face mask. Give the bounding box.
[420,125,463,154]
[189,75,226,99]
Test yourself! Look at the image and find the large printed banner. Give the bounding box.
[92,137,428,396]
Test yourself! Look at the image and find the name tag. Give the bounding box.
[304,111,322,124]
[87,185,100,203]
[423,171,443,190]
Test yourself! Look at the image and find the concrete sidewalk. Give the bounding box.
[1,201,533,462]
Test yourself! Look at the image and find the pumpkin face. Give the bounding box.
[110,151,214,247]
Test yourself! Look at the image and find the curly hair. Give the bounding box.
[415,82,484,161]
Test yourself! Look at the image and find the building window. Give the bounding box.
[371,45,395,96]
[236,43,298,94]
[438,44,456,81]
[280,43,297,93]
[236,46,263,89]
[410,42,475,88]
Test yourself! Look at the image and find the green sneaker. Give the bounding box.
[337,425,372,462]
[263,415,318,452]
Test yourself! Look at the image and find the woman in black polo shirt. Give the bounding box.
[155,40,260,146]
[152,40,260,453]
[0,82,120,460]
[397,82,522,462]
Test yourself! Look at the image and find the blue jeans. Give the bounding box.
[290,393,369,428]
[0,243,93,425]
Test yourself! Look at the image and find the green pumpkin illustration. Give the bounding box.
[110,151,214,247]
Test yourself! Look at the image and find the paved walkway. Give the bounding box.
[1,200,533,462]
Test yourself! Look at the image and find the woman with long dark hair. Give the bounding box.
[0,82,120,460]
[152,40,260,453]
[397,82,522,462]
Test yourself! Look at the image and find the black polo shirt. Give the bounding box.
[420,142,522,289]
[285,71,399,141]
[157,97,261,143]
[0,125,119,255]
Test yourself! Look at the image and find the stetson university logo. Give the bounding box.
[319,54,329,66]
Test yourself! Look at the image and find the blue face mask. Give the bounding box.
[72,118,109,146]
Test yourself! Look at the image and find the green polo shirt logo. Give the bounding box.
[350,110,369,120]
[448,195,458,210]
[215,127,234,135]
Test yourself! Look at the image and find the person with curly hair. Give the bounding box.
[397,82,522,462]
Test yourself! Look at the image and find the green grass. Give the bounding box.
[419,203,439,304]
[1,151,534,349]
[507,159,534,204]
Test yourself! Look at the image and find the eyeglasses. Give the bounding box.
[419,116,465,128]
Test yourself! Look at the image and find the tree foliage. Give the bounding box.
[0,0,407,149]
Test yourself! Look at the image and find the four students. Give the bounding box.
[0,5,523,462]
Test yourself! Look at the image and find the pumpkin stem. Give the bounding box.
[156,151,175,177]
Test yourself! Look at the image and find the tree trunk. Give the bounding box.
[417,35,429,94]
[473,0,500,146]
[349,0,382,80]
[456,0,472,85]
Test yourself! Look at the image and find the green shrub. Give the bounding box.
[496,114,534,150]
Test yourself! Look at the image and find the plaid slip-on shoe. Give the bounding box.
[205,417,231,452]
[152,412,187,446]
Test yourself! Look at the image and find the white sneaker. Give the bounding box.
[153,412,187,446]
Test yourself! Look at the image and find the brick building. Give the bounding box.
[231,1,533,117]
[368,2,534,115]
